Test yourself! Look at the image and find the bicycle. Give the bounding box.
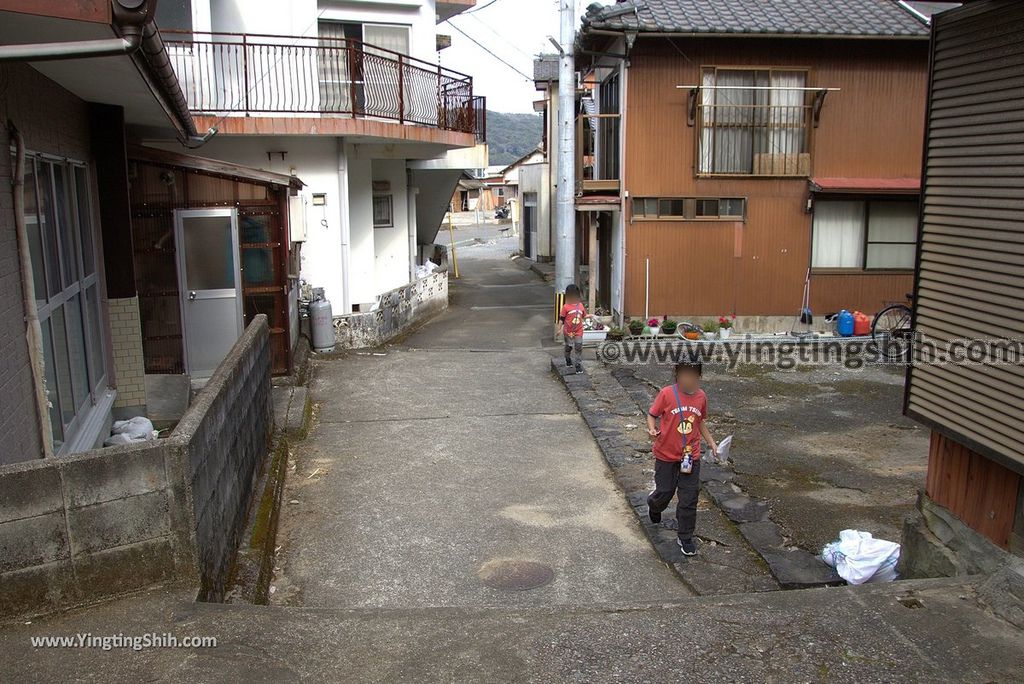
[871,292,914,342]
[872,292,914,362]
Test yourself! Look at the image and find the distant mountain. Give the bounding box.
[486,111,543,167]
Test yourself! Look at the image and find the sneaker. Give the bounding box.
[565,358,573,368]
[678,538,697,556]
[575,363,583,374]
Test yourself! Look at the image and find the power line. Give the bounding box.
[465,0,505,14]
[465,12,534,60]
[448,23,534,81]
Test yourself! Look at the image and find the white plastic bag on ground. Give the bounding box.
[821,529,900,585]
[108,417,158,445]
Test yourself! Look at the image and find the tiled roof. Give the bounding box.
[582,0,930,37]
[534,54,560,82]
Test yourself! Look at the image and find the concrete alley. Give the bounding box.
[270,227,687,608]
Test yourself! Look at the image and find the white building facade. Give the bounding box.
[153,0,486,314]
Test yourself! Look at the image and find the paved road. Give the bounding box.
[271,224,688,608]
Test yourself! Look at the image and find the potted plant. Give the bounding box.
[607,326,625,341]
[661,319,678,336]
[719,315,735,339]
[627,319,645,337]
[582,316,608,342]
[702,320,719,340]
[682,322,701,341]
[647,317,661,336]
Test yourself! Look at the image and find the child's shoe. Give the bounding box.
[575,363,583,374]
[565,358,573,368]
[678,538,697,556]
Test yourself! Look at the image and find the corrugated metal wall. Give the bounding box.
[622,38,928,316]
[905,0,1024,474]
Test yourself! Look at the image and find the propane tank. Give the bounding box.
[310,289,335,352]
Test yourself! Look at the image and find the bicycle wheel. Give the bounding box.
[872,304,912,342]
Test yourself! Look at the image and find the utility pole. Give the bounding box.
[555,0,576,293]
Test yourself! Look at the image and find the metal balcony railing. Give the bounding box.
[162,31,485,138]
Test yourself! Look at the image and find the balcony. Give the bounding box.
[163,31,485,141]
[576,111,621,199]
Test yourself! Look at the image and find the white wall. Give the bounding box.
[520,162,552,260]
[371,159,411,294]
[203,0,439,61]
[347,152,376,307]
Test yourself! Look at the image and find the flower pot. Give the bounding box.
[703,332,716,340]
[684,331,700,341]
[649,326,660,337]
[719,328,732,340]
[583,329,608,343]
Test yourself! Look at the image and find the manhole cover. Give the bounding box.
[478,559,554,591]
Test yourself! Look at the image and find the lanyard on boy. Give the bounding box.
[671,384,695,473]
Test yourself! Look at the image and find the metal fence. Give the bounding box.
[163,31,484,137]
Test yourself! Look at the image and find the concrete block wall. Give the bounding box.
[175,315,273,601]
[0,317,273,617]
[108,297,147,411]
[0,440,195,617]
[333,270,449,349]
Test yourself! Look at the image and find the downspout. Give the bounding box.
[9,125,54,458]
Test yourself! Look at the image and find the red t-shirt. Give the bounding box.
[560,302,586,338]
[649,385,708,463]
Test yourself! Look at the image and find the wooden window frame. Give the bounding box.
[811,197,917,273]
[632,196,747,222]
[695,66,813,178]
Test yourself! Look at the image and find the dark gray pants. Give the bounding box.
[563,335,583,366]
[647,458,701,541]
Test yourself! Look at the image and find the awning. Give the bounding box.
[810,177,921,194]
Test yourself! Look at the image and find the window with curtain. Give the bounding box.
[699,68,809,175]
[18,154,107,452]
[812,200,918,270]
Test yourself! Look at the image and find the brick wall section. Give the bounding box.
[108,297,147,410]
[0,317,272,617]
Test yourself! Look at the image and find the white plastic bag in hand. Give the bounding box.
[715,435,733,464]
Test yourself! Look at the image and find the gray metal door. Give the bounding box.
[174,208,243,378]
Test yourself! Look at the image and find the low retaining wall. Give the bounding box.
[0,316,272,617]
[333,271,448,349]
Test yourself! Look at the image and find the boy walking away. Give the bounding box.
[557,284,586,374]
[646,357,717,556]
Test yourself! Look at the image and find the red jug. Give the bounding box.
[853,311,871,336]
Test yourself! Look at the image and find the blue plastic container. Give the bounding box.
[837,310,855,337]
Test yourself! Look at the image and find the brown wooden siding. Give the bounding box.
[926,431,1021,549]
[129,160,291,375]
[622,38,928,316]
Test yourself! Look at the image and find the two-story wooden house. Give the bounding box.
[575,0,936,328]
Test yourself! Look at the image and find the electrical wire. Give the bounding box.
[447,23,534,81]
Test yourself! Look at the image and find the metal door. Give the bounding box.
[174,208,243,377]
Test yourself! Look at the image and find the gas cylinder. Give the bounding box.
[837,310,855,337]
[853,311,872,337]
[310,293,335,352]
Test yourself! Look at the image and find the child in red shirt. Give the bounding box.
[645,357,718,556]
[557,284,586,374]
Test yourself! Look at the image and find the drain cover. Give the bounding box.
[478,559,554,591]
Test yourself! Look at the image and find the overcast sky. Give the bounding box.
[439,0,615,114]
